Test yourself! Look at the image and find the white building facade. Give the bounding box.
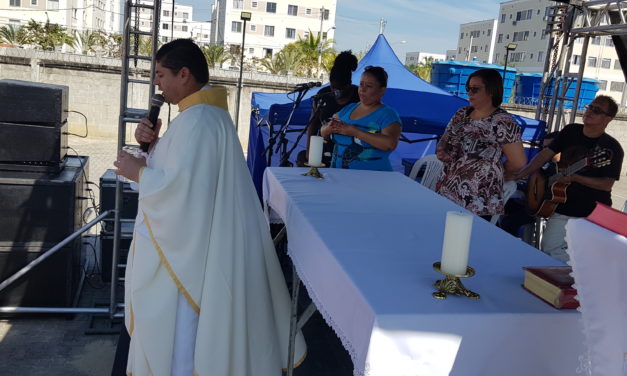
[210,0,337,60]
[405,51,446,66]
[454,19,498,63]
[132,0,210,45]
[0,0,121,34]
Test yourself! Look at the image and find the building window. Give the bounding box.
[264,25,274,37]
[615,59,622,70]
[232,21,242,33]
[304,31,309,38]
[182,25,188,32]
[605,37,614,47]
[597,80,607,91]
[252,1,257,7]
[266,2,276,13]
[264,48,273,58]
[8,19,20,27]
[182,12,189,19]
[592,36,601,45]
[288,5,298,16]
[306,8,311,15]
[163,10,170,16]
[510,52,525,62]
[30,0,37,5]
[286,28,295,39]
[458,47,462,53]
[513,31,529,42]
[487,29,491,36]
[601,58,611,69]
[249,47,254,53]
[460,32,463,40]
[470,30,480,38]
[162,36,169,42]
[163,23,169,30]
[471,46,478,53]
[572,55,581,65]
[233,0,243,9]
[501,14,505,23]
[323,8,330,20]
[587,56,597,67]
[250,24,256,32]
[497,34,503,43]
[9,0,20,6]
[610,81,624,92]
[538,51,544,62]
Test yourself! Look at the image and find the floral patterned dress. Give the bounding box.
[436,106,522,216]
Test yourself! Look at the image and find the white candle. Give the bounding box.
[308,136,323,166]
[440,211,473,275]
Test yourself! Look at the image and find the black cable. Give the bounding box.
[65,110,89,138]
[66,146,98,213]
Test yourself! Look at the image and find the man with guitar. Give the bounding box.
[514,95,624,262]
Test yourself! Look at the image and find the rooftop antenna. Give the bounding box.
[379,18,386,34]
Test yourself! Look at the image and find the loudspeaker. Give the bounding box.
[100,169,138,232]
[100,233,132,282]
[0,121,67,165]
[0,241,82,307]
[0,156,88,247]
[0,79,68,125]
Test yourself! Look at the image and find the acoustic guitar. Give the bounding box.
[527,149,612,218]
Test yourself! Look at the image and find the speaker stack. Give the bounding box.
[99,170,137,282]
[0,79,86,308]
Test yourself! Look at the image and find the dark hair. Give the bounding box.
[329,50,358,87]
[155,39,209,84]
[594,95,618,117]
[467,68,503,107]
[363,66,388,87]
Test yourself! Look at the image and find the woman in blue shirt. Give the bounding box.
[321,66,401,171]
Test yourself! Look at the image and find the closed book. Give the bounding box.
[522,266,579,309]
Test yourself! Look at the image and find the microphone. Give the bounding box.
[289,81,322,93]
[313,89,341,101]
[140,93,165,152]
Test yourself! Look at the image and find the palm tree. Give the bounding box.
[202,44,229,68]
[408,57,434,82]
[259,47,304,75]
[0,24,27,46]
[73,29,107,54]
[294,31,335,77]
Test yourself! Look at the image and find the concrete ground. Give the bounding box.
[1,133,625,375]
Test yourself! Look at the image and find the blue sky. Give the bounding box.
[195,1,504,60]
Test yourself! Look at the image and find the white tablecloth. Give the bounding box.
[263,167,585,376]
[566,219,627,376]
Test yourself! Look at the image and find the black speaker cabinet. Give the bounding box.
[100,232,132,282]
[0,121,68,164]
[0,240,82,307]
[0,156,88,248]
[0,79,68,125]
[100,169,138,232]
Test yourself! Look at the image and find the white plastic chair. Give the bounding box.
[491,180,519,224]
[408,155,444,191]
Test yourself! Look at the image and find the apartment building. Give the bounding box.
[405,51,446,66]
[0,0,120,34]
[132,0,210,45]
[210,0,337,60]
[454,19,498,63]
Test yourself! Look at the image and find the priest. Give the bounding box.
[113,39,306,375]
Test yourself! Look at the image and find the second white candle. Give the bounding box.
[440,211,473,275]
[308,135,323,166]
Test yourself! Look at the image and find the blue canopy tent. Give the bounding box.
[247,34,546,195]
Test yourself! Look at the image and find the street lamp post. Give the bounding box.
[317,26,335,78]
[234,11,251,132]
[503,43,517,85]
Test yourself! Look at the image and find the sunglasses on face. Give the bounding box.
[465,86,483,94]
[585,104,610,116]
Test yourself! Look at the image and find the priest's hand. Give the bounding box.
[114,150,147,182]
[135,118,162,147]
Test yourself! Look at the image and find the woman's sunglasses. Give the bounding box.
[585,104,610,116]
[465,86,483,94]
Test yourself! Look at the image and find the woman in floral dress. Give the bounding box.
[435,68,527,219]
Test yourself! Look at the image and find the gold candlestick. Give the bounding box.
[302,163,325,179]
[432,261,480,299]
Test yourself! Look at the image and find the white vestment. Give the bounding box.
[124,86,306,375]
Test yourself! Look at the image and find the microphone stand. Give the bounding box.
[283,97,326,166]
[264,88,309,167]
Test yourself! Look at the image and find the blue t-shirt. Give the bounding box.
[331,102,401,171]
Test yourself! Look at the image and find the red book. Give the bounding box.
[587,202,627,237]
[522,266,579,309]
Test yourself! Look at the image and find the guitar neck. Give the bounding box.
[548,158,587,185]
